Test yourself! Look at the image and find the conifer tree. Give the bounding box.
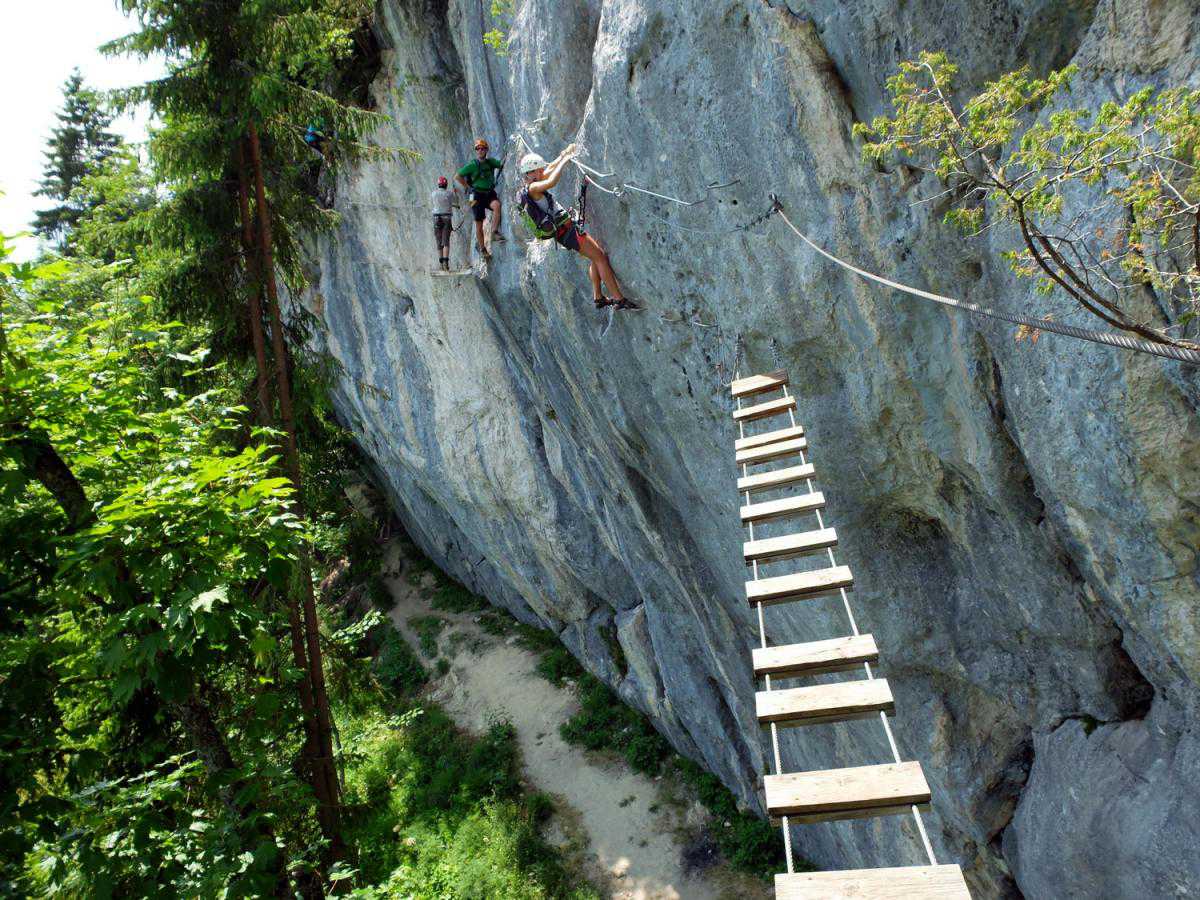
[33,70,120,249]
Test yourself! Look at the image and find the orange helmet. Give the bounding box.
[474,138,489,150]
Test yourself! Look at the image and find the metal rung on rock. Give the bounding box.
[764,761,931,823]
[774,865,971,899]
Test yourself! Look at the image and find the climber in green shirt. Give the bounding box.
[456,138,506,258]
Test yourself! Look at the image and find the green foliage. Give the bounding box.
[33,69,120,249]
[559,675,672,776]
[408,615,448,658]
[534,645,584,686]
[340,701,596,898]
[374,630,427,696]
[430,579,489,614]
[857,51,1200,348]
[482,0,516,57]
[673,758,793,879]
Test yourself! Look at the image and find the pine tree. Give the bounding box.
[33,70,120,249]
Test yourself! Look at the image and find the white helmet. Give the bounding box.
[520,152,547,174]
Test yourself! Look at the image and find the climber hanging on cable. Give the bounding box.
[456,138,506,259]
[431,176,460,271]
[517,146,638,310]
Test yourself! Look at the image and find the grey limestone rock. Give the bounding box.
[300,1,1200,896]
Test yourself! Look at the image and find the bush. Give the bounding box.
[534,646,584,686]
[430,578,489,613]
[559,676,671,776]
[374,630,426,695]
[407,615,447,658]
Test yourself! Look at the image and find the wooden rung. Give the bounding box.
[737,463,815,493]
[731,371,788,398]
[735,424,806,452]
[736,437,807,466]
[753,634,880,679]
[746,565,852,606]
[740,492,825,524]
[732,395,796,423]
[757,679,894,727]
[764,761,931,823]
[775,865,971,899]
[744,528,838,565]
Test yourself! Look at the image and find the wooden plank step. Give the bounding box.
[753,634,879,679]
[744,528,838,566]
[746,565,852,606]
[736,437,807,466]
[764,761,931,823]
[732,395,796,423]
[731,370,788,398]
[740,492,825,524]
[737,463,815,493]
[757,679,894,727]
[735,424,806,452]
[775,865,971,899]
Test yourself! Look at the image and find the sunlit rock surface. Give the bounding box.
[300,1,1200,895]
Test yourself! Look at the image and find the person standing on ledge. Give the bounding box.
[517,146,637,310]
[430,176,459,271]
[456,138,506,258]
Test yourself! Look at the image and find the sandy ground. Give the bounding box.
[381,541,770,900]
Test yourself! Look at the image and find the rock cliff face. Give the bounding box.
[300,1,1200,896]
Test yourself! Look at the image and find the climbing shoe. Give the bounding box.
[614,297,641,310]
[594,295,616,309]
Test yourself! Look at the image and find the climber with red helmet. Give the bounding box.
[431,175,460,271]
[517,145,637,310]
[456,138,506,259]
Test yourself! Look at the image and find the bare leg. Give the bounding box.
[474,220,486,254]
[489,199,502,239]
[578,234,624,300]
[587,261,602,300]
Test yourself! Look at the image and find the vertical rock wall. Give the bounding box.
[300,1,1200,895]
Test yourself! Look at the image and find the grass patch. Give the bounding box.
[673,758,797,879]
[407,615,447,658]
[340,701,598,898]
[534,646,584,686]
[559,675,672,776]
[374,629,426,696]
[431,578,489,614]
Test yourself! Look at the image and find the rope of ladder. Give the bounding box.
[771,203,1200,367]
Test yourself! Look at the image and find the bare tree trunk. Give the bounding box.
[236,135,330,835]
[247,121,344,860]
[235,141,274,426]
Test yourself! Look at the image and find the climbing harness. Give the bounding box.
[771,204,1200,367]
[730,370,970,896]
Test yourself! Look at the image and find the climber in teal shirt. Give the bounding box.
[456,138,506,258]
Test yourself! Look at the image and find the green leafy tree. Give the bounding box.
[33,70,121,250]
[856,52,1200,351]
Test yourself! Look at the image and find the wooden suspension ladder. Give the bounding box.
[731,370,971,899]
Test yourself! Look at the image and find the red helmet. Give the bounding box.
[438,176,448,188]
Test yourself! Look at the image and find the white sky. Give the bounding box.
[0,1,165,260]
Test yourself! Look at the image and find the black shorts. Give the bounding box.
[433,214,452,247]
[554,222,581,253]
[470,188,498,221]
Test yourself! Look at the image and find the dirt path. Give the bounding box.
[382,542,770,900]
